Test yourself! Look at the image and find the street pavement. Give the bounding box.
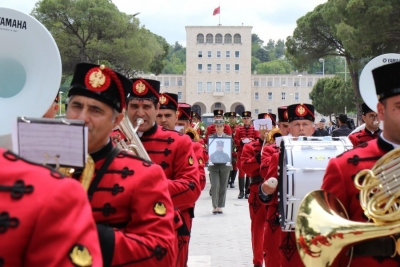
[188,171,256,267]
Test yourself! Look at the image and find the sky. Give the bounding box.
[1,0,327,46]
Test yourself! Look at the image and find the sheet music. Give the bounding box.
[13,118,87,167]
[253,118,272,131]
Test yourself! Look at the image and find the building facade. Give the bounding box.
[141,25,332,120]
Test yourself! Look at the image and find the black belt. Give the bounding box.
[249,176,263,185]
[353,236,396,258]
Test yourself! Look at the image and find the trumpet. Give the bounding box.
[114,116,151,161]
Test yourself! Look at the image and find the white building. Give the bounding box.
[141,25,332,119]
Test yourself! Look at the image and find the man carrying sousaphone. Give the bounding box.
[318,62,400,266]
[240,112,277,267]
[259,103,316,267]
[65,63,176,267]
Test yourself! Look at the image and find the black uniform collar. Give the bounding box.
[142,122,158,137]
[377,134,395,152]
[90,139,114,162]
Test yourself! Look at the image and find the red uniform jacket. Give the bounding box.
[0,149,102,267]
[192,141,207,190]
[321,136,398,267]
[348,128,381,147]
[205,124,232,144]
[88,142,176,267]
[234,125,259,154]
[241,138,263,177]
[141,124,201,211]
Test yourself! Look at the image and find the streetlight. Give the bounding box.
[319,58,325,77]
[59,91,63,116]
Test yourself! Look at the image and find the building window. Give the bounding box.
[198,51,202,58]
[254,80,259,86]
[226,51,230,58]
[206,34,213,43]
[207,82,212,92]
[216,82,222,92]
[164,81,169,86]
[225,82,230,92]
[215,34,223,43]
[234,82,240,93]
[178,92,182,100]
[294,80,300,86]
[268,92,272,100]
[197,82,203,92]
[308,81,313,87]
[224,34,232,44]
[281,80,286,86]
[217,51,221,58]
[235,64,240,71]
[268,109,272,113]
[197,34,204,43]
[267,81,273,86]
[215,102,222,108]
[295,92,299,100]
[198,64,202,71]
[216,64,221,71]
[207,64,212,71]
[235,51,240,58]
[208,51,212,58]
[281,92,286,100]
[255,92,259,100]
[178,80,183,86]
[226,64,230,71]
[255,109,259,114]
[234,34,241,44]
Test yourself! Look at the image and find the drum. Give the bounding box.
[278,136,353,231]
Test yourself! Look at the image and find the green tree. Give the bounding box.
[255,59,292,74]
[32,0,166,76]
[310,76,355,116]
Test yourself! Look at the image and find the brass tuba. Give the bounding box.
[295,147,400,266]
[266,127,282,145]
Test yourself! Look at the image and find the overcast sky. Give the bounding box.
[1,0,327,46]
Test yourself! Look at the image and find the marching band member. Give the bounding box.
[0,148,102,267]
[156,92,179,129]
[259,103,316,267]
[126,78,201,267]
[226,111,239,188]
[177,103,208,190]
[205,109,232,143]
[65,63,176,267]
[321,62,400,266]
[259,107,290,267]
[234,111,259,199]
[43,92,60,118]
[241,112,276,267]
[348,103,381,146]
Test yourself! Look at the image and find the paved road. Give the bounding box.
[188,171,256,267]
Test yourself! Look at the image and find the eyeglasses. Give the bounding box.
[366,114,378,119]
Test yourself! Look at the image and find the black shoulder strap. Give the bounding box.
[88,147,120,201]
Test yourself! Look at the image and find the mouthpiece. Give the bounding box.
[373,120,379,126]
[137,118,144,126]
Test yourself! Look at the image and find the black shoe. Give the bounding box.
[238,191,244,199]
[209,189,212,196]
[245,193,250,199]
[230,183,235,188]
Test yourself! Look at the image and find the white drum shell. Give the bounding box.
[278,136,353,231]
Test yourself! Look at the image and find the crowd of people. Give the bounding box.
[1,44,399,267]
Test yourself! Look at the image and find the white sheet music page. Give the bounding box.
[14,117,87,167]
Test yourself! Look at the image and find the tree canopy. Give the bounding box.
[32,0,168,76]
